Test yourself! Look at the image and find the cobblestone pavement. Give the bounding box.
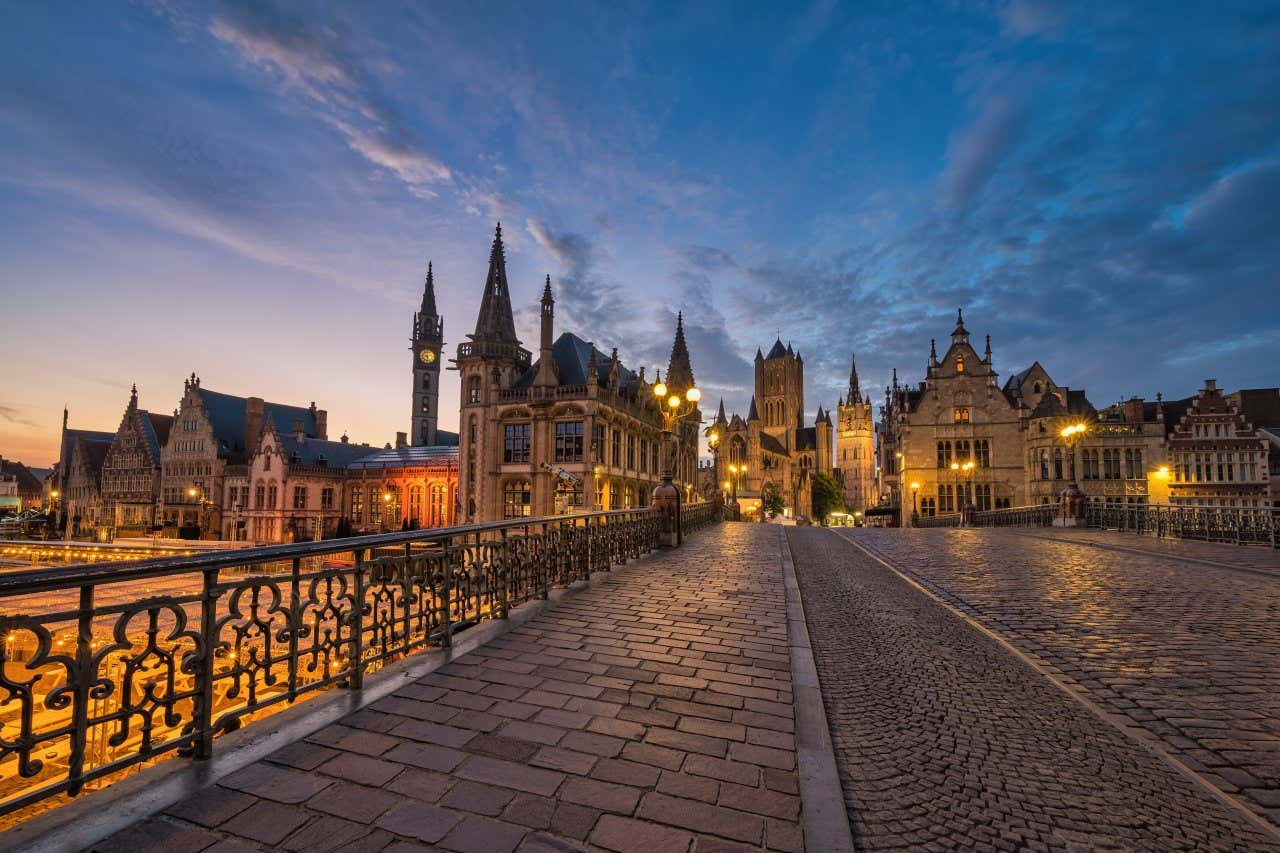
[847,527,1280,829]
[96,524,804,853]
[789,526,1274,851]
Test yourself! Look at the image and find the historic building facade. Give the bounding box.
[1166,380,1272,508]
[345,444,459,535]
[99,385,173,534]
[710,339,833,519]
[835,355,876,512]
[454,225,696,522]
[159,375,328,533]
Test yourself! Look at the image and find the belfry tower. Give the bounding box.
[411,262,444,446]
[836,353,876,511]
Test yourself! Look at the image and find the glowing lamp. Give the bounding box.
[686,387,701,403]
[653,382,668,398]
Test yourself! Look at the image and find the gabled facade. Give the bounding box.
[100,384,173,533]
[1167,380,1271,508]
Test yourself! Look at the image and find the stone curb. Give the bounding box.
[778,526,856,853]
[1,546,674,853]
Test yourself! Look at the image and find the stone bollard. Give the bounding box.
[652,480,681,547]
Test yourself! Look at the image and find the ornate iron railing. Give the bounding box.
[915,513,962,528]
[1084,500,1279,548]
[0,506,714,818]
[971,504,1055,528]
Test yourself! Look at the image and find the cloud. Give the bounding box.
[937,94,1024,207]
[209,1,451,195]
[1000,0,1065,39]
[0,404,39,430]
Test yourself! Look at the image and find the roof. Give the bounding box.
[759,433,788,455]
[197,388,319,460]
[434,429,459,446]
[514,333,640,392]
[1233,388,1280,431]
[347,445,460,470]
[140,410,173,460]
[279,434,381,468]
[794,427,817,451]
[765,338,788,360]
[0,459,43,494]
[60,428,115,470]
[1029,390,1095,419]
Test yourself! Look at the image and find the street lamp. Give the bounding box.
[1057,421,1089,523]
[186,486,212,538]
[651,372,701,547]
[910,481,920,521]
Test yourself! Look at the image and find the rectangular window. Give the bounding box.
[936,441,952,469]
[503,481,532,518]
[254,484,265,509]
[503,423,531,463]
[321,487,334,510]
[976,440,990,468]
[975,484,992,512]
[293,486,307,510]
[554,421,584,463]
[953,407,970,424]
[611,430,621,467]
[627,435,636,469]
[351,488,364,523]
[921,497,936,517]
[593,423,606,462]
[268,484,278,509]
[938,484,954,513]
[955,439,971,465]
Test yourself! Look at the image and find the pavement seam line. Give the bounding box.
[778,526,856,853]
[835,528,1280,846]
[1005,528,1280,579]
[0,543,675,853]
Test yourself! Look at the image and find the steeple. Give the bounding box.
[984,334,992,364]
[951,308,969,345]
[847,354,861,403]
[472,223,519,343]
[747,395,760,421]
[930,338,938,366]
[716,398,727,424]
[129,383,138,411]
[665,312,695,392]
[587,343,599,384]
[421,261,438,317]
[534,275,557,387]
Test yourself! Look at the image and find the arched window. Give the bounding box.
[1033,382,1042,394]
[956,355,965,373]
[503,481,532,518]
[430,485,446,526]
[468,376,482,405]
[409,485,423,523]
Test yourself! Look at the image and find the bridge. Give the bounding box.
[1,506,1278,851]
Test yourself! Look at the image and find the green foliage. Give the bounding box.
[761,483,786,519]
[811,472,845,523]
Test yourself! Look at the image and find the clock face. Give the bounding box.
[419,348,436,365]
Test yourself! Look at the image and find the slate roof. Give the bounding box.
[196,388,319,460]
[514,333,640,393]
[435,429,460,446]
[766,338,788,360]
[1029,390,1096,419]
[347,445,460,470]
[0,459,43,494]
[759,433,788,455]
[139,411,173,461]
[60,429,115,471]
[1234,388,1280,432]
[278,435,381,469]
[794,427,817,452]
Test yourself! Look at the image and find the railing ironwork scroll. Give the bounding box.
[0,505,717,818]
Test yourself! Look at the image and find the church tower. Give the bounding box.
[755,339,804,452]
[411,262,444,446]
[836,353,876,512]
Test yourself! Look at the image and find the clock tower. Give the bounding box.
[411,262,444,446]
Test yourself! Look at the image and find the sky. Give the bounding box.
[2,0,1278,465]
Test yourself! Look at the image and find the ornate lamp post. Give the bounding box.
[186,486,212,539]
[1056,422,1089,525]
[909,481,920,525]
[650,374,701,547]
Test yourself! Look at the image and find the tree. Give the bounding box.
[761,483,786,519]
[811,472,845,524]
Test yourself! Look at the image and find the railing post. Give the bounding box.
[498,527,509,619]
[286,557,301,701]
[440,543,453,649]
[66,584,95,795]
[350,548,365,691]
[194,567,220,760]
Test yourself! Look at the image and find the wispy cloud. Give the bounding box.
[937,94,1024,207]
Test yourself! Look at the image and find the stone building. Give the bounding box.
[884,312,1025,519]
[1166,380,1272,508]
[834,355,875,513]
[411,262,446,447]
[0,457,45,513]
[221,421,380,542]
[53,408,115,534]
[345,443,459,535]
[99,385,173,534]
[454,225,697,522]
[710,339,833,520]
[1229,388,1280,508]
[160,374,328,534]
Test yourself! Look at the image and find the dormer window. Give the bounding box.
[317,454,327,466]
[1033,382,1042,394]
[956,355,965,373]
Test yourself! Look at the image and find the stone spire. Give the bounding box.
[421,261,438,317]
[129,383,138,411]
[472,223,519,343]
[534,275,557,387]
[747,395,760,421]
[984,334,992,364]
[716,398,727,424]
[951,308,969,344]
[847,354,861,403]
[665,312,695,392]
[930,338,938,365]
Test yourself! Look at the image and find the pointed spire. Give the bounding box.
[421,261,438,316]
[930,338,938,364]
[951,307,969,343]
[847,353,861,403]
[755,347,764,361]
[984,334,992,363]
[472,222,519,343]
[665,312,695,392]
[716,398,727,424]
[747,395,760,421]
[542,273,553,302]
[892,368,899,391]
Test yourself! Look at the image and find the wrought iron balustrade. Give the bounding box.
[970,504,1055,528]
[915,513,962,528]
[0,505,713,819]
[1084,500,1279,547]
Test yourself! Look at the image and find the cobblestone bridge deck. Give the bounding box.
[17,523,1280,851]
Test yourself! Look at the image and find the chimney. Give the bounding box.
[245,397,265,449]
[396,431,408,449]
[1203,379,1218,393]
[1123,397,1145,424]
[314,408,328,440]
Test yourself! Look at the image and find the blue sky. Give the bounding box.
[2,0,1278,464]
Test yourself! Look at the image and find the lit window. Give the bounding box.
[953,408,970,424]
[956,355,965,373]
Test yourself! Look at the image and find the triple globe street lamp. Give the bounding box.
[650,373,701,546]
